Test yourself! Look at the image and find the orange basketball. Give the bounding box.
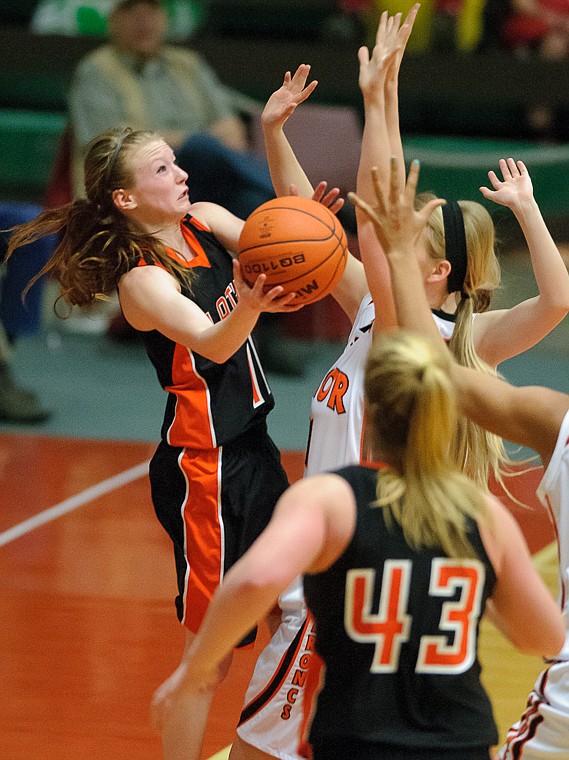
[237,196,348,306]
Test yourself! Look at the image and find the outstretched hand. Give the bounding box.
[358,3,420,100]
[349,158,444,257]
[390,3,420,77]
[261,64,318,132]
[358,11,401,101]
[479,158,534,210]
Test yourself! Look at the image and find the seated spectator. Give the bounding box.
[68,0,273,216]
[67,0,313,374]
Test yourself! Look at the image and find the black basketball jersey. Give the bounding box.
[139,214,274,449]
[303,465,498,753]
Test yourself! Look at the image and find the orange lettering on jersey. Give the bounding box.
[305,632,316,652]
[225,281,238,309]
[315,368,349,414]
[216,282,239,320]
[287,688,299,705]
[292,669,308,687]
[281,641,314,721]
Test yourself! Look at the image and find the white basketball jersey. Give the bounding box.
[536,409,569,660]
[306,295,375,476]
[306,301,458,476]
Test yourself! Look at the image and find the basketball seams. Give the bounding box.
[237,196,348,305]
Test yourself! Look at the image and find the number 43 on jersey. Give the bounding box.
[345,558,485,675]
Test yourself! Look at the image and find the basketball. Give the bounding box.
[237,196,348,306]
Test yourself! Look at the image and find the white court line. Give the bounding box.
[2,457,231,760]
[0,460,150,547]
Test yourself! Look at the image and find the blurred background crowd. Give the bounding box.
[1,0,569,425]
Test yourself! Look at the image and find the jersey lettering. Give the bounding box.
[345,562,412,673]
[345,559,485,674]
[416,559,484,673]
[315,368,349,414]
[216,281,238,320]
[225,281,238,309]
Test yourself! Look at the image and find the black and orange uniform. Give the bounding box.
[139,214,289,636]
[303,465,498,760]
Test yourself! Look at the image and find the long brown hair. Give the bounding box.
[6,127,194,311]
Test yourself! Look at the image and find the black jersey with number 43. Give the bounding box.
[303,464,498,753]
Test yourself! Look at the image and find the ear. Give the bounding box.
[112,188,137,212]
[426,258,451,285]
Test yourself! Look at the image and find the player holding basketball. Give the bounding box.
[4,125,342,760]
[350,156,569,760]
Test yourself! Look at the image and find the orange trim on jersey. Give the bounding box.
[238,615,312,726]
[179,447,224,633]
[167,344,215,448]
[179,221,211,269]
[135,217,212,269]
[298,647,325,760]
[187,214,212,233]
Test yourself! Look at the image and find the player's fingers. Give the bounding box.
[320,187,342,209]
[420,197,445,222]
[298,80,318,102]
[368,166,388,214]
[486,170,500,189]
[399,3,420,46]
[498,157,511,180]
[311,181,326,202]
[506,157,518,176]
[376,10,388,46]
[404,158,420,202]
[348,191,380,226]
[357,45,371,68]
[328,197,345,216]
[388,156,402,210]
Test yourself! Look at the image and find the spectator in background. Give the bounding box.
[67,0,306,374]
[431,0,488,53]
[0,202,53,423]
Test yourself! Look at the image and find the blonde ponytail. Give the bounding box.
[365,332,491,559]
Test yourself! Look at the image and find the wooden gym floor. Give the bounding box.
[0,432,559,760]
[1,246,567,759]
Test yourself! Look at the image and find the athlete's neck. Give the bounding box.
[154,224,194,261]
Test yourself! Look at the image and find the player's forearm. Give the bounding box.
[190,576,281,673]
[513,197,569,312]
[262,125,313,198]
[385,84,406,188]
[357,103,390,206]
